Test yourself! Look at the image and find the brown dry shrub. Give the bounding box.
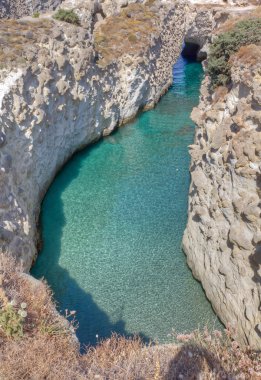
[173,328,261,379]
[94,3,159,67]
[0,19,54,69]
[230,44,261,66]
[216,6,261,33]
[213,85,229,104]
[0,334,84,380]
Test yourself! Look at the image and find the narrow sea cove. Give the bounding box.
[32,56,221,346]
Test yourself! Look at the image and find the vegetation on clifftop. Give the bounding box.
[94,3,159,68]
[0,19,54,69]
[208,18,261,88]
[53,9,80,25]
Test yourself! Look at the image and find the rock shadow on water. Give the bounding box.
[31,140,149,348]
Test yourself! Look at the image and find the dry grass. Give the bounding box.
[213,85,229,104]
[230,44,261,66]
[94,3,160,67]
[216,6,261,33]
[0,19,54,69]
[0,254,260,379]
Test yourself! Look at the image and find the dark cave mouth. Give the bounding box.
[182,41,206,61]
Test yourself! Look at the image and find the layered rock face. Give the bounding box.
[0,0,147,19]
[183,48,261,348]
[0,0,62,19]
[0,0,185,270]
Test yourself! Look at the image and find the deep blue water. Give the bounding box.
[32,56,220,347]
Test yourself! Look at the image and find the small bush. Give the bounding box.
[128,33,137,43]
[32,12,40,18]
[208,19,261,87]
[0,303,26,338]
[53,9,80,25]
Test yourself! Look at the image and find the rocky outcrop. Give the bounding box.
[0,0,185,270]
[183,46,261,349]
[0,0,147,19]
[0,0,62,19]
[184,3,258,60]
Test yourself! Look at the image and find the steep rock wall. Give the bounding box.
[0,0,185,270]
[183,49,261,349]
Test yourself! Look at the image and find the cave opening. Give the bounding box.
[182,41,206,61]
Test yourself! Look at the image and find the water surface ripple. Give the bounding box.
[32,56,221,346]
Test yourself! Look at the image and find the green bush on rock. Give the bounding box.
[32,11,40,18]
[53,9,80,25]
[208,19,261,87]
[0,302,27,338]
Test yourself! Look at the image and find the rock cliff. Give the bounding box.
[1,0,260,351]
[0,0,61,19]
[183,44,261,348]
[184,2,258,60]
[0,0,147,19]
[0,0,185,269]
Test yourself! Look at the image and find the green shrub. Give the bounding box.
[208,19,261,87]
[53,9,80,25]
[128,33,137,43]
[32,11,40,18]
[0,303,27,338]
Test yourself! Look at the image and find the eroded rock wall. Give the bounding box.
[0,0,185,269]
[183,49,261,349]
[184,3,258,60]
[0,0,147,19]
[0,0,62,18]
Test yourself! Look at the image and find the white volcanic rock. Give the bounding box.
[183,49,261,349]
[0,0,147,20]
[0,0,62,18]
[0,0,185,270]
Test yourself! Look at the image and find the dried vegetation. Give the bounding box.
[94,3,160,68]
[0,19,54,69]
[216,6,261,33]
[230,43,261,67]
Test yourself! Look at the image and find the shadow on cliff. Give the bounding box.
[164,344,231,380]
[31,138,149,349]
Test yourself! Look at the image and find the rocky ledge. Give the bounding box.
[183,44,261,349]
[0,0,185,270]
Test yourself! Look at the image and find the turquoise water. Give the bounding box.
[32,56,220,347]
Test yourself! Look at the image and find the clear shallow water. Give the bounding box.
[32,56,221,346]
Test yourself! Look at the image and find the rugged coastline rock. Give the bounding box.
[0,0,62,19]
[184,2,258,60]
[0,0,260,353]
[183,45,261,349]
[0,0,147,20]
[0,0,185,270]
